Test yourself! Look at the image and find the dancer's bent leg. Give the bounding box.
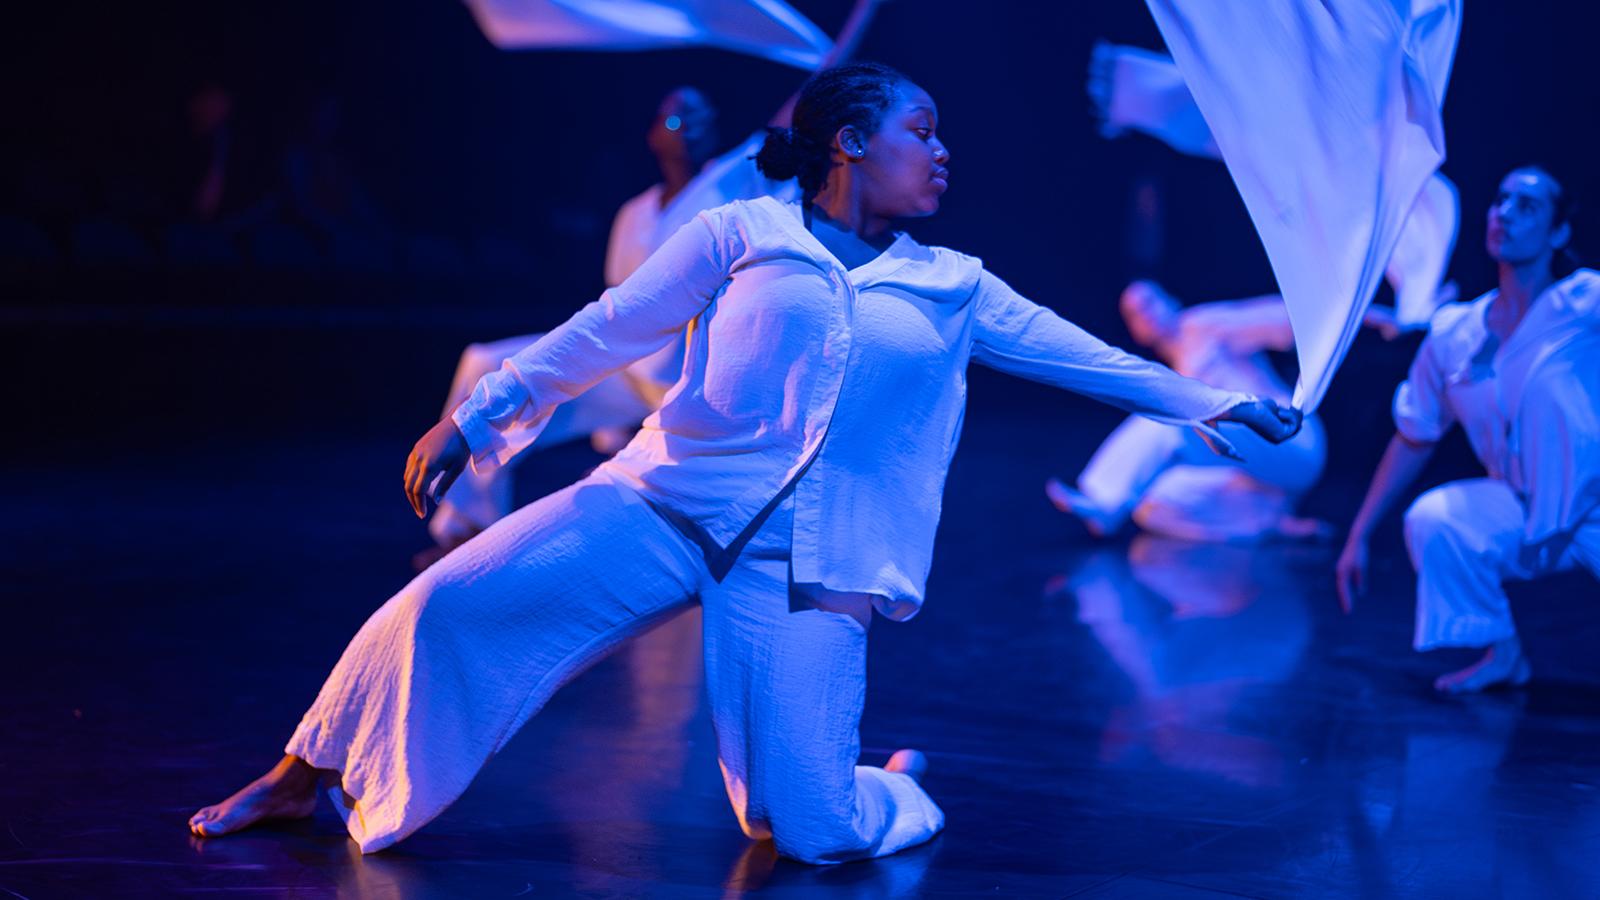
[197,474,707,851]
[702,497,943,865]
[1404,479,1551,692]
[1050,414,1188,535]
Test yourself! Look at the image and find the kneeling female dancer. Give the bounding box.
[190,63,1299,864]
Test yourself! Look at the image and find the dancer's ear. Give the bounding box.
[834,125,867,161]
[1550,219,1572,252]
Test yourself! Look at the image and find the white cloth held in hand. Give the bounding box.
[1093,32,1460,333]
[1144,0,1461,410]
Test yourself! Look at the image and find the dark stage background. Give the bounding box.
[3,2,1596,466]
[5,5,1600,896]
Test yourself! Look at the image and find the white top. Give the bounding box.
[604,132,801,288]
[1167,297,1296,403]
[603,184,665,289]
[456,197,1249,617]
[1394,269,1600,545]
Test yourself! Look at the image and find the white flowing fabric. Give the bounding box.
[1093,41,1460,329]
[1144,0,1462,410]
[464,0,832,70]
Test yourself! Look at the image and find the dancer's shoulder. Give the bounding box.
[1558,268,1600,310]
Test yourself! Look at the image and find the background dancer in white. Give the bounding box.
[1337,167,1600,694]
[1047,282,1330,542]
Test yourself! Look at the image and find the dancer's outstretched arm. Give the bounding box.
[1187,293,1408,352]
[970,270,1301,451]
[1335,432,1437,612]
[1336,324,1455,610]
[403,208,736,516]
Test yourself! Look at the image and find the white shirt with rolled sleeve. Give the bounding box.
[1394,269,1600,510]
[1392,269,1600,650]
[455,196,1249,617]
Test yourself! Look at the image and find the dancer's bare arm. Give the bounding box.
[1336,432,1437,612]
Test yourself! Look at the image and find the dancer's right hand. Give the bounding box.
[1335,536,1368,613]
[1218,397,1303,444]
[404,418,469,518]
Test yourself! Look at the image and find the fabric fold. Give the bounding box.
[1144,0,1461,410]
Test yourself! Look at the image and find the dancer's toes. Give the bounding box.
[885,749,928,783]
[188,760,320,839]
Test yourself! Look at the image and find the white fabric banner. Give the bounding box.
[464,0,833,70]
[1144,0,1462,410]
[1091,41,1459,330]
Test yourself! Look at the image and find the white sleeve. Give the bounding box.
[453,209,733,472]
[1391,334,1454,444]
[970,270,1249,427]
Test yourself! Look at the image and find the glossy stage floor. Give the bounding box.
[6,386,1600,899]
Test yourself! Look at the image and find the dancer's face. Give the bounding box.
[648,88,719,169]
[1119,281,1179,347]
[1486,169,1569,265]
[846,82,951,219]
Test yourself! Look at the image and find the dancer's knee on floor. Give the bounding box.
[771,820,872,866]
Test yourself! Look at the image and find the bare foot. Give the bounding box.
[189,755,322,838]
[885,749,929,783]
[1274,515,1336,542]
[1434,638,1532,694]
[1045,478,1116,537]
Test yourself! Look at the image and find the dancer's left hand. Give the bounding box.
[1218,397,1302,444]
[404,418,469,518]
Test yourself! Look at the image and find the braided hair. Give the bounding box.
[755,62,908,205]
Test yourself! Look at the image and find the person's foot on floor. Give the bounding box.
[1045,478,1116,537]
[1274,515,1336,542]
[1434,638,1532,694]
[885,749,928,783]
[189,755,322,838]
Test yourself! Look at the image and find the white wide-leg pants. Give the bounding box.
[1076,413,1326,541]
[286,474,942,863]
[1403,478,1600,651]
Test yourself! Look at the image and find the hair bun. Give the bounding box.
[755,126,806,181]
